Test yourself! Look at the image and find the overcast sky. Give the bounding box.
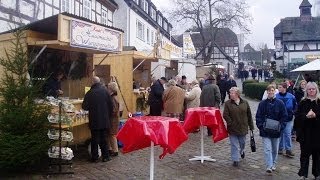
[152,0,319,49]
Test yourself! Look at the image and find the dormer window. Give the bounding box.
[157,15,162,26]
[133,0,139,5]
[140,0,148,13]
[150,7,156,20]
[163,21,167,31]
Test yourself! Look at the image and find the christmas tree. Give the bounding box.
[0,29,51,171]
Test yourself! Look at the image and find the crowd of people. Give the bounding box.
[81,72,320,179]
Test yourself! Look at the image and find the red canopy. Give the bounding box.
[183,107,228,142]
[117,116,188,159]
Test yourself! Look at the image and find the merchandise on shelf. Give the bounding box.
[47,129,73,142]
[48,146,74,160]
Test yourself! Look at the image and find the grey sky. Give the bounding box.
[152,0,318,49]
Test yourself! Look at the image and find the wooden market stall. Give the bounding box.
[93,51,157,117]
[0,13,123,144]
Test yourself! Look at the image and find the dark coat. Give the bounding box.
[200,84,221,108]
[294,98,320,148]
[223,98,254,136]
[82,83,113,130]
[256,98,288,138]
[218,79,228,93]
[148,80,164,106]
[43,76,61,97]
[227,79,237,92]
[294,87,305,104]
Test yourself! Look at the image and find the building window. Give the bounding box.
[151,31,155,45]
[146,28,150,44]
[143,0,148,14]
[302,43,310,51]
[163,21,167,31]
[107,9,113,26]
[150,7,156,20]
[61,0,71,13]
[83,0,91,20]
[133,0,139,5]
[157,15,162,26]
[294,44,296,50]
[136,20,145,41]
[101,9,107,25]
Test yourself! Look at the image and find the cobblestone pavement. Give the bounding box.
[56,78,301,180]
[11,79,303,180]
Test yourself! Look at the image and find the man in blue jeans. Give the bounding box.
[276,82,297,158]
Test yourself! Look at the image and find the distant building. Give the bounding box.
[241,44,275,67]
[274,0,320,72]
[174,28,239,76]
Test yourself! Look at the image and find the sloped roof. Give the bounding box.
[299,0,312,8]
[189,28,238,48]
[244,44,256,52]
[274,17,320,42]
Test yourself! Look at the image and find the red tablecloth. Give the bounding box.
[116,116,188,159]
[183,107,228,142]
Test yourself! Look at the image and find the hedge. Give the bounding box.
[242,79,258,95]
[243,82,269,100]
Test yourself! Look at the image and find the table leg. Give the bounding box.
[189,126,216,163]
[150,141,154,180]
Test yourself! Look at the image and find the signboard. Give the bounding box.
[306,55,320,61]
[183,33,196,56]
[70,20,121,52]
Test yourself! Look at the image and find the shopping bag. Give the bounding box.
[250,130,256,152]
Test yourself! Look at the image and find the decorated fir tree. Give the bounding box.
[0,29,51,171]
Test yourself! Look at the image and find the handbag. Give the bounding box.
[263,118,281,133]
[250,130,256,152]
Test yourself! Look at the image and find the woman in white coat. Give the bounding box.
[185,80,202,109]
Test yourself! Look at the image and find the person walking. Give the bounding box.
[162,79,185,120]
[276,82,297,158]
[227,75,237,99]
[256,84,287,175]
[106,82,120,157]
[82,76,113,162]
[295,82,320,180]
[148,77,167,116]
[200,75,221,136]
[223,87,254,167]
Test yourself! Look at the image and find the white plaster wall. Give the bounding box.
[1,0,16,9]
[113,0,129,45]
[20,0,35,17]
[178,59,197,81]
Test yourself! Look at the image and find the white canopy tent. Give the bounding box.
[291,59,320,87]
[291,59,320,72]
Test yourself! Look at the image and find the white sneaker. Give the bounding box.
[266,168,272,175]
[271,166,276,171]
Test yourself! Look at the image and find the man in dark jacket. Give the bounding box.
[82,76,113,162]
[200,75,221,136]
[256,84,288,174]
[43,71,64,98]
[148,77,167,116]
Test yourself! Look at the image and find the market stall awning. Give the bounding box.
[291,59,320,72]
[1,13,124,54]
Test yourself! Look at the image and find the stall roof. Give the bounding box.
[0,12,124,36]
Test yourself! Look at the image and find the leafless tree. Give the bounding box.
[170,0,252,64]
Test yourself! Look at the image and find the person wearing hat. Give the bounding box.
[148,77,167,116]
[200,74,221,136]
